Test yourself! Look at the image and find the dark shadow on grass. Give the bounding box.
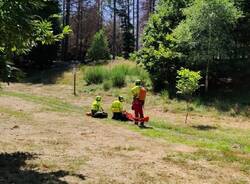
[21,61,75,85]
[139,125,154,129]
[0,152,86,184]
[191,125,217,131]
[191,86,250,117]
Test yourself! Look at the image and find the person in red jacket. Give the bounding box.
[131,80,146,127]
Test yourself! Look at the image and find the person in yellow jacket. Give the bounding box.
[131,80,146,127]
[91,96,108,118]
[111,96,128,121]
[131,80,141,99]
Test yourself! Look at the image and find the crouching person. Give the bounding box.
[91,96,108,118]
[111,96,128,121]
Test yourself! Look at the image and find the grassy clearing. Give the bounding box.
[1,83,250,180]
[2,60,249,180]
[105,119,250,173]
[0,91,83,113]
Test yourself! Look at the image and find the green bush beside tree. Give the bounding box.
[87,30,110,62]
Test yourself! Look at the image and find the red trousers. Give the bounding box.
[132,99,144,119]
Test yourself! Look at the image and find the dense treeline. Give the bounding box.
[0,0,151,76]
[0,0,249,96]
[135,0,250,93]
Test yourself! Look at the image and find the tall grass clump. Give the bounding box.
[111,64,131,75]
[111,71,126,88]
[84,66,108,85]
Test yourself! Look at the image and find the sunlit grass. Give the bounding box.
[0,91,83,113]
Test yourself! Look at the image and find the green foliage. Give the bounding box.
[84,67,108,85]
[0,0,71,81]
[111,64,131,76]
[83,62,149,88]
[173,0,242,61]
[117,7,135,59]
[176,68,202,96]
[135,0,191,92]
[136,0,246,94]
[111,71,126,88]
[25,0,63,69]
[87,29,110,62]
[176,68,202,123]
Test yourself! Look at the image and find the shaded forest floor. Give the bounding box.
[0,61,250,184]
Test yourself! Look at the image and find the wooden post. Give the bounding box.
[73,64,76,96]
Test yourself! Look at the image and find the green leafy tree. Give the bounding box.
[87,29,110,62]
[176,68,202,123]
[25,0,62,69]
[135,0,192,92]
[117,3,135,59]
[173,0,242,92]
[0,0,71,81]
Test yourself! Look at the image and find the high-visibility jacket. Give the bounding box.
[139,87,146,101]
[91,100,102,111]
[131,85,140,98]
[111,100,123,113]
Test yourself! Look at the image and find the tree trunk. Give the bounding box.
[127,0,130,25]
[113,0,116,60]
[136,0,139,50]
[61,0,66,60]
[205,59,210,93]
[149,0,152,13]
[76,0,81,58]
[185,98,190,124]
[97,0,103,30]
[132,0,135,40]
[63,0,71,60]
[206,22,212,93]
[79,0,84,60]
[152,0,155,12]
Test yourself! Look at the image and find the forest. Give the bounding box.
[1,0,249,94]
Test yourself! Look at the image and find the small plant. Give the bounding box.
[176,68,202,123]
[84,66,107,85]
[103,80,112,91]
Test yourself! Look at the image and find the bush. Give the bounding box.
[84,66,107,85]
[176,68,202,123]
[111,71,126,88]
[87,29,110,62]
[103,80,112,91]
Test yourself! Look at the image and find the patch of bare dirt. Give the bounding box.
[0,96,42,112]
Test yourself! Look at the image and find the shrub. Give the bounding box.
[176,68,202,123]
[84,66,107,85]
[87,29,110,62]
[111,71,126,88]
[103,80,112,91]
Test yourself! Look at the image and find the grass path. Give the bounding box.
[0,83,250,184]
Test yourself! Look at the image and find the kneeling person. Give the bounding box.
[91,96,108,118]
[111,96,128,121]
